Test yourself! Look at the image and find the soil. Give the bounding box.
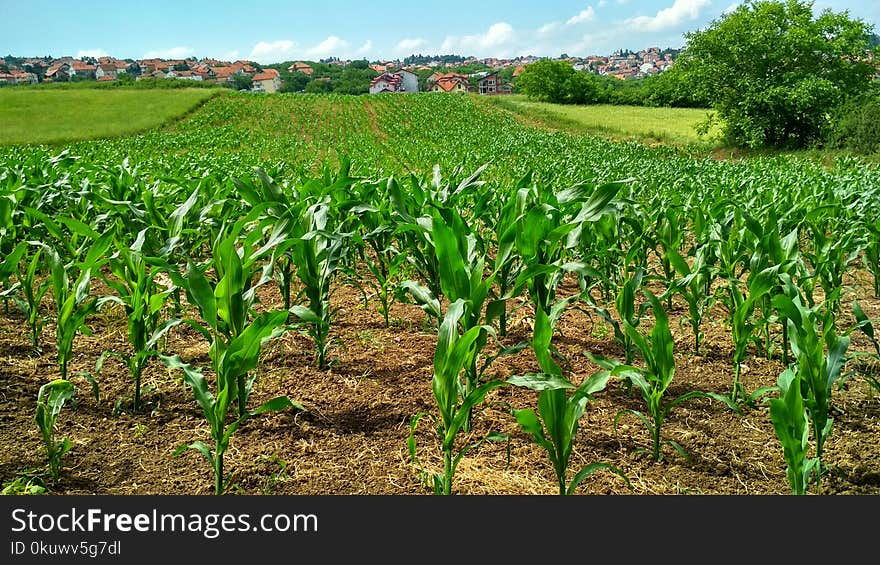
[1,266,879,496]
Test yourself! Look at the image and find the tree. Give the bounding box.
[516,59,574,103]
[563,71,602,104]
[643,67,710,108]
[331,66,378,95]
[228,73,253,91]
[675,0,876,148]
[517,60,604,105]
[279,70,310,93]
[305,79,332,93]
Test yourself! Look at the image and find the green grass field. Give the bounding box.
[0,88,220,145]
[485,95,720,147]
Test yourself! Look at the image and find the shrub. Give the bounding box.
[828,88,880,154]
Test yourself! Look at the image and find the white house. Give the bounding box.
[369,69,419,94]
[396,69,418,92]
[167,70,203,81]
[95,64,117,80]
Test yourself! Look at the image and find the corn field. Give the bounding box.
[1,92,879,495]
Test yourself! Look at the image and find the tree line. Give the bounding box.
[517,0,880,152]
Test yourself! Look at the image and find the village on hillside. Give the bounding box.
[0,48,680,94]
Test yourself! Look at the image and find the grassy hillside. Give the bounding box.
[484,95,720,147]
[0,88,220,145]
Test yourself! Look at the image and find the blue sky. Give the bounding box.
[2,0,878,63]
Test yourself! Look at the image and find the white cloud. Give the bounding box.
[249,40,299,64]
[537,22,561,36]
[76,49,108,59]
[143,46,196,59]
[306,36,349,59]
[356,40,373,56]
[626,0,711,32]
[441,22,516,56]
[567,6,597,25]
[394,38,429,54]
[598,0,608,7]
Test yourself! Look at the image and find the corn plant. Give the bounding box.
[851,301,880,393]
[39,230,114,381]
[287,197,353,369]
[98,229,180,411]
[506,180,625,329]
[665,247,716,355]
[161,310,301,495]
[773,292,850,489]
[486,175,530,337]
[407,298,505,495]
[718,265,780,407]
[743,209,801,363]
[349,179,405,328]
[769,368,820,495]
[591,290,738,461]
[508,307,629,495]
[865,218,880,298]
[654,206,684,309]
[388,168,478,308]
[233,167,311,310]
[0,238,27,314]
[803,219,859,316]
[34,379,75,481]
[0,241,51,351]
[588,267,647,364]
[170,215,287,417]
[24,207,100,265]
[402,206,504,431]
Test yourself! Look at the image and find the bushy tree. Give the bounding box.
[331,66,378,95]
[675,0,876,148]
[517,60,602,105]
[643,67,710,108]
[828,85,880,154]
[279,70,310,93]
[517,60,573,103]
[305,79,332,93]
[229,73,253,91]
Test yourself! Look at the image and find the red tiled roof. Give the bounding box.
[211,66,239,78]
[370,72,402,87]
[434,77,468,92]
[253,69,279,81]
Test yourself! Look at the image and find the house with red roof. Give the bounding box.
[287,62,314,75]
[430,73,470,93]
[0,70,37,85]
[369,69,418,94]
[252,68,281,93]
[95,64,117,80]
[44,62,71,81]
[167,70,203,81]
[70,61,97,79]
